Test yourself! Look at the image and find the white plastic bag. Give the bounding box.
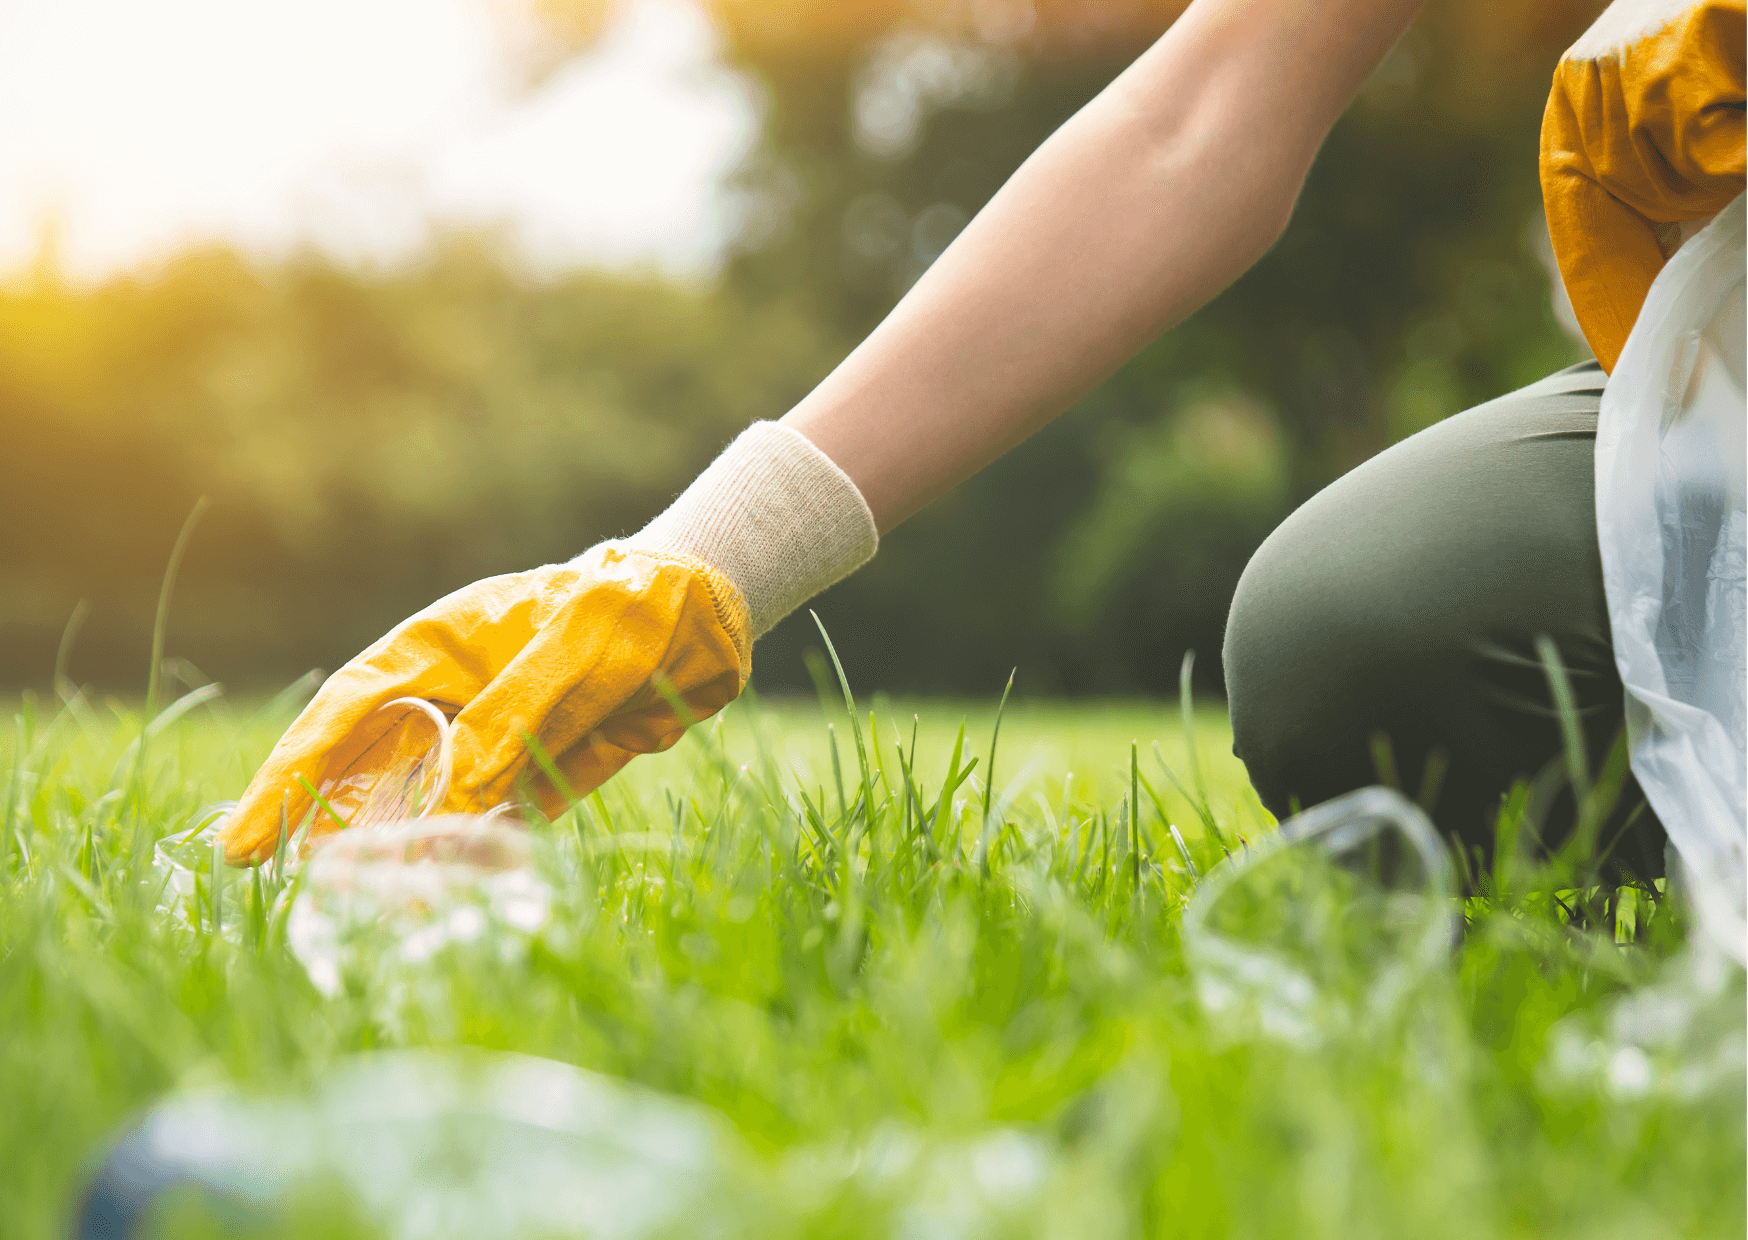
[1595,193,1747,963]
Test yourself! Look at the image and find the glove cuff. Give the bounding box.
[628,421,878,638]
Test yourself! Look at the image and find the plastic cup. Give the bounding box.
[314,696,455,834]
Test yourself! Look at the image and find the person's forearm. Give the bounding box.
[783,0,1423,531]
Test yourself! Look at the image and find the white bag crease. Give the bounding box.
[1595,192,1747,963]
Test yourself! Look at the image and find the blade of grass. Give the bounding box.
[248,862,266,950]
[1152,741,1228,854]
[1536,634,1619,884]
[255,669,324,726]
[1369,731,1401,792]
[1130,741,1143,899]
[144,498,210,733]
[522,731,582,816]
[209,831,223,936]
[295,773,350,835]
[129,497,209,870]
[1417,746,1449,817]
[927,722,976,847]
[1171,654,1229,851]
[1168,823,1200,879]
[828,725,848,825]
[810,612,876,838]
[893,730,931,872]
[272,795,290,888]
[1179,651,1207,809]
[978,668,1020,881]
[53,599,89,705]
[1535,635,1590,799]
[1491,780,1529,899]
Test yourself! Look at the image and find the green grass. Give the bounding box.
[2,678,1743,1239]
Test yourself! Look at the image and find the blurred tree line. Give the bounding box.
[2,0,1596,699]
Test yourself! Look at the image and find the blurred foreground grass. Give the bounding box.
[2,684,1742,1238]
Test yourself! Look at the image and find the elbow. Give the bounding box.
[1247,180,1302,265]
[1142,111,1314,274]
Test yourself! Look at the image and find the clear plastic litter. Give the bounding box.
[287,813,552,997]
[1542,942,1747,1103]
[152,802,235,926]
[1594,193,1746,963]
[155,698,555,994]
[314,695,455,832]
[72,1051,752,1240]
[72,1051,1069,1240]
[1180,786,1457,1047]
[282,698,552,996]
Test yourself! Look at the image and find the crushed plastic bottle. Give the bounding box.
[152,805,233,928]
[1180,786,1457,1047]
[72,1052,1070,1240]
[1542,942,1746,1104]
[156,699,556,996]
[285,699,553,997]
[72,1051,752,1240]
[287,813,553,997]
[158,694,455,914]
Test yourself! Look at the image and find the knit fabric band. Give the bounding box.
[629,421,879,639]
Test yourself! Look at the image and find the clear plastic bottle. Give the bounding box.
[1180,785,1458,1046]
[72,1051,752,1240]
[72,1052,1067,1239]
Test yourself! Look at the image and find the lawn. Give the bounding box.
[2,674,1742,1238]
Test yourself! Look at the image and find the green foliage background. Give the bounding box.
[2,0,1597,696]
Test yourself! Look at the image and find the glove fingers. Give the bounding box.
[222,675,447,862]
[531,739,641,819]
[518,661,739,822]
[448,550,747,812]
[592,665,744,752]
[221,570,562,863]
[227,549,750,857]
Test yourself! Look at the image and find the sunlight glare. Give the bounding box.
[0,0,757,280]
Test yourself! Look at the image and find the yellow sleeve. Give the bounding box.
[1540,0,1745,372]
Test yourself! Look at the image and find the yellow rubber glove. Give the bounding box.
[220,421,878,865]
[220,546,749,864]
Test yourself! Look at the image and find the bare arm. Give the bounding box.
[782,0,1423,531]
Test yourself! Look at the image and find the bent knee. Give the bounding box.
[1221,487,1495,834]
[1223,524,1421,818]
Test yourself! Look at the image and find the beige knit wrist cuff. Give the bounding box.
[629,421,878,638]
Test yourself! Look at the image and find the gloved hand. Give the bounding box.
[221,422,877,864]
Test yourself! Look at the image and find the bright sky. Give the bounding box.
[0,0,757,282]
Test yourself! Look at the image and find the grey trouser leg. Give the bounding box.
[1223,361,1665,877]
